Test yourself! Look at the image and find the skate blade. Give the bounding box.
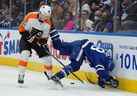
[55,81,63,88]
[17,83,27,88]
[51,80,64,89]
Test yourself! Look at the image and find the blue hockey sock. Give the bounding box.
[55,71,66,79]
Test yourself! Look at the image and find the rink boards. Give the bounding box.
[0,29,137,93]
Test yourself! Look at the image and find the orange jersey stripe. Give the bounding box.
[18,12,38,33]
[18,12,52,33]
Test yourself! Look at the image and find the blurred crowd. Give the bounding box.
[0,0,40,28]
[0,0,137,32]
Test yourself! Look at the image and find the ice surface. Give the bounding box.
[0,65,137,96]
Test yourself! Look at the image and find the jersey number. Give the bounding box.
[90,46,105,53]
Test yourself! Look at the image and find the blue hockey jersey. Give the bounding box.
[52,38,114,72]
[50,29,114,81]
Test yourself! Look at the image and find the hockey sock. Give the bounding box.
[53,65,73,80]
[18,60,28,84]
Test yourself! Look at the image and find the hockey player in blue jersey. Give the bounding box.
[49,29,119,88]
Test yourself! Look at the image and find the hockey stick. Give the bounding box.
[46,50,84,84]
[38,44,84,84]
[49,52,85,84]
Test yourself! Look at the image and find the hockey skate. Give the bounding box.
[44,72,52,80]
[18,73,25,84]
[98,76,119,88]
[50,75,63,88]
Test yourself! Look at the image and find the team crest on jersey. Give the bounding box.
[96,40,113,60]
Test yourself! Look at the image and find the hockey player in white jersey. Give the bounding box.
[17,4,54,84]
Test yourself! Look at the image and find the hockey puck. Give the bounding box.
[70,82,75,84]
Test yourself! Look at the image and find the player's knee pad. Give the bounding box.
[20,50,31,61]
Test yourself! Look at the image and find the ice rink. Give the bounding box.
[0,65,137,96]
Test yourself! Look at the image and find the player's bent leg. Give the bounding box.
[39,56,53,80]
[50,60,81,84]
[95,64,110,88]
[51,65,73,80]
[18,50,30,84]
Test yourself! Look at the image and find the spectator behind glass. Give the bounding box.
[101,11,113,32]
[93,9,103,32]
[63,12,76,31]
[121,0,137,32]
[67,0,77,16]
[80,10,94,32]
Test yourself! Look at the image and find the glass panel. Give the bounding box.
[0,0,137,33]
[0,0,11,28]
